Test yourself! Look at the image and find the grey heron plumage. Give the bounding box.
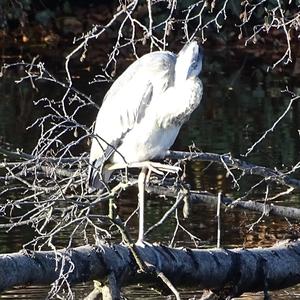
[88,41,203,242]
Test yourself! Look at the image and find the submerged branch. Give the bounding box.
[190,191,300,220]
[146,185,300,221]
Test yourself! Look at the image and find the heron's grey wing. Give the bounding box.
[102,51,175,105]
[88,83,153,190]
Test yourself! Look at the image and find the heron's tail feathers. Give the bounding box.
[87,159,113,194]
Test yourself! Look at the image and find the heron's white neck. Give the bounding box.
[174,41,202,85]
[174,69,188,86]
[175,72,195,86]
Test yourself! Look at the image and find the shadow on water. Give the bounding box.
[0,46,300,299]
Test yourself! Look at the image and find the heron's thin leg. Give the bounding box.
[146,168,152,184]
[108,195,114,219]
[137,166,147,244]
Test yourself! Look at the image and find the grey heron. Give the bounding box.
[88,41,203,243]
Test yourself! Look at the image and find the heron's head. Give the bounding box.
[175,41,203,82]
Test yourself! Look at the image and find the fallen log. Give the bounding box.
[1,240,300,298]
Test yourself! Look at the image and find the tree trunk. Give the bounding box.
[1,240,300,298]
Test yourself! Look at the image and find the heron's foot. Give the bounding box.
[110,181,133,195]
[141,161,181,185]
[135,239,152,248]
[146,161,181,174]
[132,162,181,182]
[107,161,181,175]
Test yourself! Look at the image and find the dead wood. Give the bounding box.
[1,240,300,298]
[166,150,300,189]
[146,185,300,221]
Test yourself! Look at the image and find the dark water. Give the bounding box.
[0,46,300,299]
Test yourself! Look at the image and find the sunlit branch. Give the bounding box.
[244,94,300,157]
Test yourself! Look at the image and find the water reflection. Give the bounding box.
[0,46,300,299]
